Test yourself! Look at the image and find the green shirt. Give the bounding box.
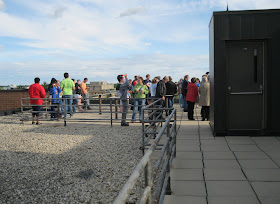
[133,83,149,98]
[61,78,75,95]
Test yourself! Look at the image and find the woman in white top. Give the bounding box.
[150,78,157,97]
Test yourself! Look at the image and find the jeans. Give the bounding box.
[83,93,90,109]
[121,100,128,124]
[51,103,59,118]
[183,96,188,112]
[63,95,73,118]
[167,96,174,115]
[73,94,79,112]
[179,94,183,107]
[132,98,146,121]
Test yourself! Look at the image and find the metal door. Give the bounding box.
[227,41,265,130]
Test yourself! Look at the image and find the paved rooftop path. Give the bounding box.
[164,107,280,204]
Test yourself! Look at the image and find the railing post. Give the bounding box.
[166,120,171,195]
[142,108,145,156]
[174,110,177,158]
[153,102,156,139]
[165,97,168,116]
[110,100,113,127]
[64,98,67,126]
[21,98,24,124]
[145,160,152,204]
[99,95,102,115]
[115,99,118,119]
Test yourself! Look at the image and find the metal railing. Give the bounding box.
[113,107,177,204]
[20,96,175,126]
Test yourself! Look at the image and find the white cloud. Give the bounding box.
[0,0,5,10]
[47,7,67,19]
[119,6,146,17]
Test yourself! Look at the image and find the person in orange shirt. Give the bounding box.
[80,78,91,110]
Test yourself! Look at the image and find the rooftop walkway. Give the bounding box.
[164,107,280,204]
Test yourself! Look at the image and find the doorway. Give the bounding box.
[226,41,265,131]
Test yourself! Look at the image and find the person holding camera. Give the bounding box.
[117,74,131,126]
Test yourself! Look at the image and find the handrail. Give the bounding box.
[113,108,176,204]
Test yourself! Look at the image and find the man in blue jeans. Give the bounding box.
[181,75,189,112]
[60,72,75,118]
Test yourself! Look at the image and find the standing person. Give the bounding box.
[195,78,201,108]
[181,75,190,112]
[165,76,177,114]
[117,74,131,126]
[144,74,152,101]
[75,79,82,111]
[72,79,78,112]
[80,78,91,110]
[178,78,183,108]
[150,78,157,98]
[57,80,63,116]
[186,77,199,120]
[28,77,46,125]
[199,76,210,121]
[155,76,168,104]
[132,76,138,87]
[50,80,61,119]
[132,77,149,122]
[60,72,75,118]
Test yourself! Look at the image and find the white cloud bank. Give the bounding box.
[0,0,5,10]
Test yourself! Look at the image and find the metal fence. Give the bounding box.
[113,107,177,204]
[20,96,173,126]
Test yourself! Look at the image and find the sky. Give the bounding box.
[0,0,280,85]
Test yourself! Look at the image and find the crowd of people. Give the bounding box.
[116,72,210,126]
[28,72,210,125]
[28,73,91,124]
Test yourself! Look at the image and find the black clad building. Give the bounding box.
[209,9,280,136]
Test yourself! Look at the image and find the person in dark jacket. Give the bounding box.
[181,75,189,112]
[186,77,198,120]
[165,76,177,114]
[155,76,168,118]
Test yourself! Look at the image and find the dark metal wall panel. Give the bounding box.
[210,9,280,136]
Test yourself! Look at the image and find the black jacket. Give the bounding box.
[155,80,166,98]
[166,81,177,96]
[181,79,189,97]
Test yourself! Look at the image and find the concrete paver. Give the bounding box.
[229,144,261,152]
[252,182,280,196]
[201,144,230,152]
[234,151,270,160]
[176,144,200,152]
[206,181,255,196]
[171,169,203,180]
[172,159,203,169]
[243,169,280,181]
[203,151,236,160]
[208,196,260,204]
[204,169,246,180]
[171,181,206,196]
[204,159,241,169]
[176,151,202,159]
[239,159,279,169]
[164,196,207,204]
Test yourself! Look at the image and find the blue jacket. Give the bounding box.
[50,86,61,103]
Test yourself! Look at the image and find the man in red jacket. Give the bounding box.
[28,77,46,125]
[186,77,198,120]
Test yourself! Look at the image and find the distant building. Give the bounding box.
[88,81,115,96]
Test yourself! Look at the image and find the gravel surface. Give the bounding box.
[0,114,144,203]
